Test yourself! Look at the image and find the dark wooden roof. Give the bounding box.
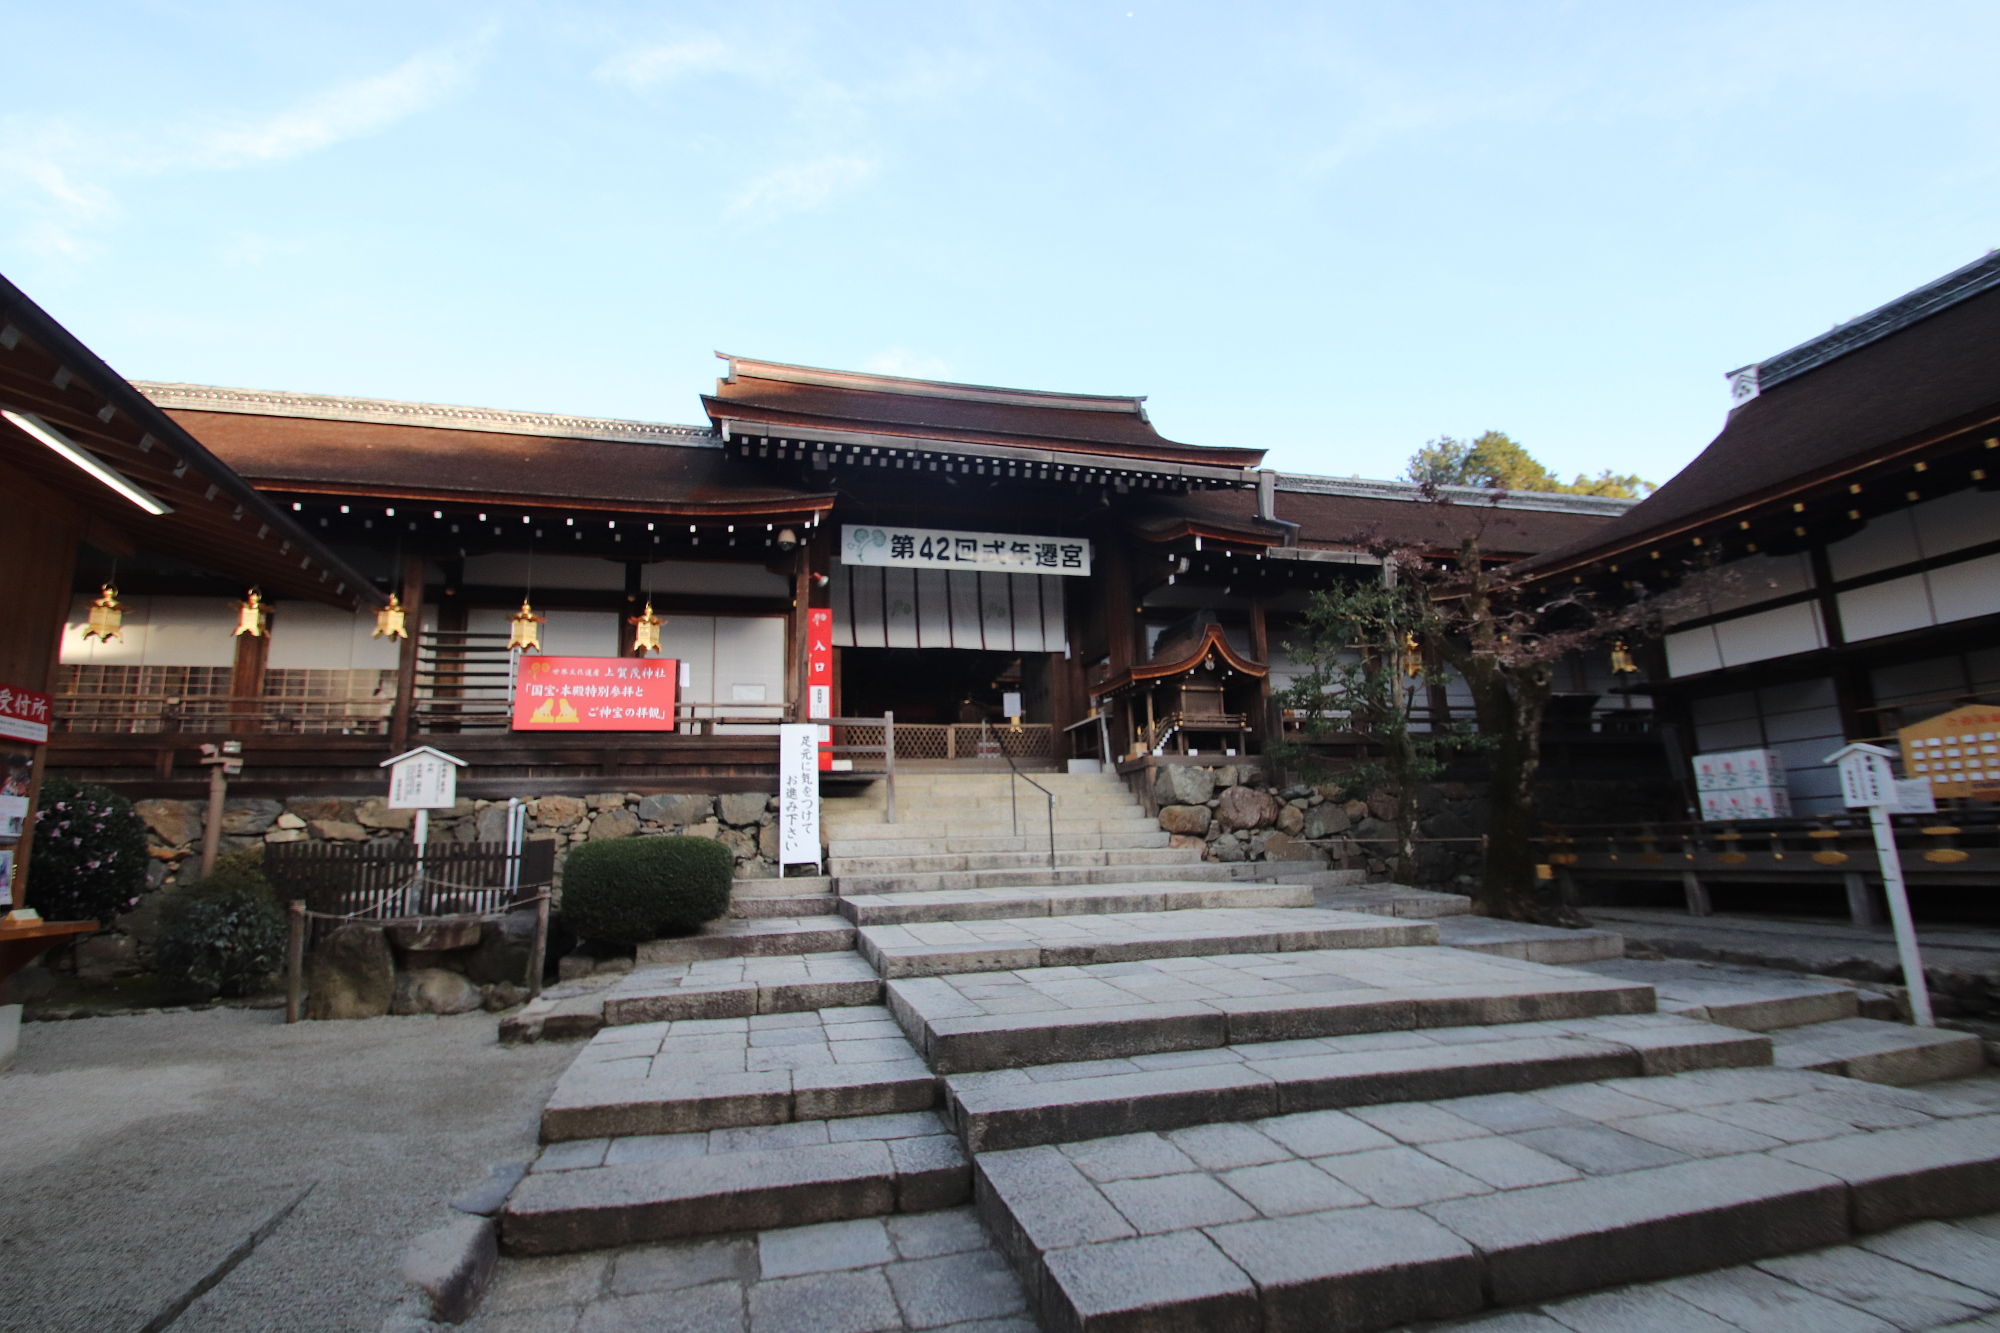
[705,356,1266,470]
[1092,622,1266,697]
[1132,485,1620,559]
[1525,261,2000,577]
[0,275,381,608]
[163,408,834,520]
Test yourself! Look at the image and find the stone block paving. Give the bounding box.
[468,1206,1031,1333]
[602,951,884,1023]
[1418,1212,2000,1331]
[857,905,1432,976]
[971,1067,2000,1330]
[542,1007,933,1139]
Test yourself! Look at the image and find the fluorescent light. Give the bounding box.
[3,408,171,515]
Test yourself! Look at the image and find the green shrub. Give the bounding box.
[560,835,733,945]
[153,855,287,997]
[26,777,150,924]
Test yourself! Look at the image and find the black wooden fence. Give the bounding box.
[264,839,556,945]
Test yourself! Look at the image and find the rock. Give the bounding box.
[1274,805,1305,837]
[556,954,595,982]
[718,827,757,861]
[758,822,779,859]
[305,925,395,1020]
[1167,834,1207,853]
[1345,800,1369,822]
[1313,783,1346,804]
[683,818,723,840]
[1216,785,1279,833]
[135,799,202,848]
[534,796,587,829]
[218,799,283,836]
[1368,791,1402,821]
[309,819,369,842]
[1354,817,1397,843]
[286,797,351,822]
[590,808,639,840]
[264,827,306,844]
[1211,834,1247,863]
[393,968,484,1016]
[1213,765,1238,788]
[1153,765,1215,807]
[735,857,778,880]
[1307,804,1352,839]
[388,916,484,952]
[74,933,141,981]
[464,910,539,986]
[586,792,627,811]
[275,812,307,830]
[1281,784,1311,801]
[1159,804,1212,837]
[355,798,416,831]
[637,793,713,825]
[718,793,771,826]
[475,803,512,843]
[1261,832,1322,862]
[482,982,531,1012]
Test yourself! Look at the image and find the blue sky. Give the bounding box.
[4,2,1995,485]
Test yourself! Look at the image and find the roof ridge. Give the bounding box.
[1273,471,1636,516]
[136,383,719,448]
[716,353,1149,417]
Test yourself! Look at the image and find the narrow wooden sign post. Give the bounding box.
[1826,743,1934,1027]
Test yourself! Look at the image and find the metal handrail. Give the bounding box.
[984,719,1056,871]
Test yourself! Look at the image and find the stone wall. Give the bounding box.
[1150,764,1403,875]
[69,790,780,982]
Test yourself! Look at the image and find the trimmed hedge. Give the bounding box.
[560,835,733,945]
[26,777,150,925]
[154,851,286,997]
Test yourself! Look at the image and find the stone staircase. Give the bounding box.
[496,771,1998,1330]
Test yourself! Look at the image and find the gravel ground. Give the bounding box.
[0,1006,574,1333]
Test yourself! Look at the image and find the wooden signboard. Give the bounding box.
[1897,704,2000,801]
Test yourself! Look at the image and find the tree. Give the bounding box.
[1405,431,1654,500]
[1272,576,1480,883]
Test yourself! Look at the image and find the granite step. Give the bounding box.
[1433,915,1626,965]
[828,847,1201,877]
[972,1067,2000,1331]
[838,881,1314,926]
[857,907,1435,980]
[1577,957,1868,1030]
[835,861,1274,896]
[1768,1016,1986,1086]
[635,916,855,965]
[541,1005,935,1141]
[1314,883,1473,917]
[601,951,884,1025]
[829,830,1173,857]
[884,947,1657,1075]
[504,1109,971,1255]
[729,894,839,919]
[945,1011,1771,1152]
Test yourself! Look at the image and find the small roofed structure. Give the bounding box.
[1091,615,1268,758]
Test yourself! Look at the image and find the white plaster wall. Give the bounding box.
[267,603,402,671]
[61,595,238,668]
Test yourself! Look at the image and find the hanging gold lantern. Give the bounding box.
[372,592,409,641]
[83,583,125,643]
[629,599,664,656]
[1610,638,1639,674]
[508,598,544,652]
[234,588,268,638]
[1401,632,1422,677]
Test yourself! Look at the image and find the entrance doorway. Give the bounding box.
[840,648,1022,725]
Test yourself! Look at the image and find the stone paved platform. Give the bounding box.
[886,947,1654,1074]
[602,952,883,1025]
[837,880,1313,926]
[973,1067,2000,1330]
[542,1007,934,1141]
[1435,915,1626,966]
[1771,1016,1986,1086]
[1578,956,1869,1029]
[856,907,1433,978]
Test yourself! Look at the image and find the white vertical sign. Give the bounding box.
[1825,743,1934,1028]
[779,723,822,871]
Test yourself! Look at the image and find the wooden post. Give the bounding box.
[199,761,228,878]
[1842,871,1879,927]
[884,710,897,825]
[1680,869,1712,917]
[285,900,305,1024]
[526,889,551,997]
[1248,597,1273,751]
[390,557,426,751]
[228,612,271,735]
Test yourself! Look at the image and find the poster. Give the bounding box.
[0,683,52,746]
[779,723,822,870]
[512,656,679,732]
[1,751,31,842]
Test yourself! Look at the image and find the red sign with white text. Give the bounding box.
[808,608,833,769]
[0,682,52,745]
[512,657,678,731]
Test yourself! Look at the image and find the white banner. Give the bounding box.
[779,723,822,869]
[842,525,1091,576]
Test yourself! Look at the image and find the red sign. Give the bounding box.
[512,657,678,732]
[807,608,833,770]
[0,682,52,745]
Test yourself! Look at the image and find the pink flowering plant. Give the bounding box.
[26,777,150,925]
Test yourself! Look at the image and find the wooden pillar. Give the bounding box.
[0,465,81,916]
[390,557,426,751]
[1248,597,1273,751]
[1100,535,1140,678]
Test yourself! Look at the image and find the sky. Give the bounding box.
[4,1,1996,488]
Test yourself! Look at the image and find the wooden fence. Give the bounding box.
[264,839,556,945]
